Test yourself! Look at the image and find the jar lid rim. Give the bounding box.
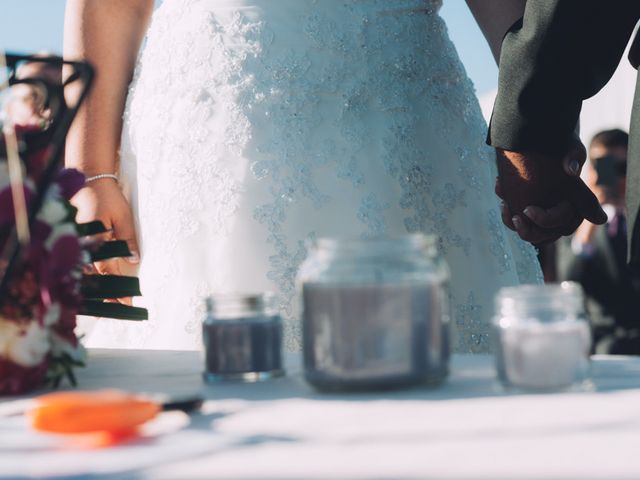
[205,292,277,312]
[310,233,437,250]
[497,281,583,299]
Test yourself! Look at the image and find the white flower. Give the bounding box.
[45,222,78,251]
[38,199,68,226]
[43,303,61,326]
[46,183,62,200]
[50,331,86,363]
[0,319,50,367]
[43,183,62,203]
[0,320,19,355]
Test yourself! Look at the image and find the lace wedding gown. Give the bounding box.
[83,0,542,352]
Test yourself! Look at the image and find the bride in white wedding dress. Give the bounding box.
[66,0,541,353]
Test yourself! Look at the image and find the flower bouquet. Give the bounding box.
[0,53,147,395]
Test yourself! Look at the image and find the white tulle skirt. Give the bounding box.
[80,0,542,353]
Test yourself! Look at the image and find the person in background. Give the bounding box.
[557,129,640,354]
[2,56,62,128]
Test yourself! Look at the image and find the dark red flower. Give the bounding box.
[0,186,34,227]
[44,235,83,306]
[52,306,79,347]
[0,356,48,395]
[49,235,82,277]
[25,145,52,182]
[13,124,44,137]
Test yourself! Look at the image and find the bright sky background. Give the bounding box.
[0,0,498,95]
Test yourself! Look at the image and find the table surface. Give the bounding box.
[3,350,640,480]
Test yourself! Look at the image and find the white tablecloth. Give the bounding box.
[2,351,640,479]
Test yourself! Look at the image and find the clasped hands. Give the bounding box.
[496,136,608,245]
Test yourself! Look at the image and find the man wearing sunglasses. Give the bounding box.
[558,130,640,354]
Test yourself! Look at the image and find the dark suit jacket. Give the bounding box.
[557,225,640,353]
[487,1,640,269]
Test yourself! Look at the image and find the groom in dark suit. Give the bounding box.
[488,1,640,271]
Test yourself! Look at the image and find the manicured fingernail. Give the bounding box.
[127,251,140,264]
[512,216,522,229]
[569,159,580,176]
[523,207,534,219]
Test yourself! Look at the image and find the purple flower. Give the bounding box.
[0,186,34,227]
[44,234,82,296]
[55,169,85,200]
[31,221,53,245]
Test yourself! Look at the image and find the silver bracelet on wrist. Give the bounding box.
[85,173,119,184]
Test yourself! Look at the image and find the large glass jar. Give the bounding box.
[297,234,450,392]
[493,282,591,391]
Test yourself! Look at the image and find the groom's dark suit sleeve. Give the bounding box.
[488,1,640,154]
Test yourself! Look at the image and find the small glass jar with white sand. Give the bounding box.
[493,282,591,392]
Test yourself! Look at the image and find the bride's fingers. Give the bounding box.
[512,208,578,246]
[83,262,98,275]
[512,214,561,244]
[94,258,123,276]
[512,215,536,242]
[96,261,132,305]
[522,202,578,229]
[495,177,504,199]
[532,234,562,248]
[112,214,140,267]
[105,297,133,306]
[115,295,133,306]
[500,202,516,231]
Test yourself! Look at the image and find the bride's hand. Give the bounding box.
[495,143,607,245]
[73,179,140,280]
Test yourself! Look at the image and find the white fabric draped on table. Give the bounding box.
[1,351,640,479]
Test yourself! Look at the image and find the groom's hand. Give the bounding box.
[495,140,607,245]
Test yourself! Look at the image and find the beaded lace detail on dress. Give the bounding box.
[82,0,542,353]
